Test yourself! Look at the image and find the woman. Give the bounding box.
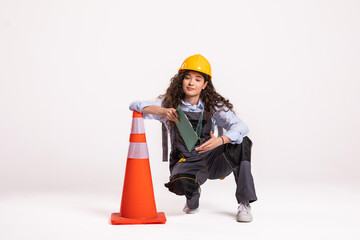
[129,54,257,222]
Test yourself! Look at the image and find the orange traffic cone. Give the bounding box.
[111,111,166,224]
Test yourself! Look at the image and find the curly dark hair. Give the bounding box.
[159,70,234,128]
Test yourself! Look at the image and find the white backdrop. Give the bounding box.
[1,0,360,194]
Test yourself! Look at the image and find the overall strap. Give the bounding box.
[162,123,168,162]
[217,125,224,137]
[196,110,204,137]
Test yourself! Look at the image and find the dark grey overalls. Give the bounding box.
[164,110,257,209]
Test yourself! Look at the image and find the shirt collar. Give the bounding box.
[181,99,204,110]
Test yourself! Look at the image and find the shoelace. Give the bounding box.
[238,202,250,213]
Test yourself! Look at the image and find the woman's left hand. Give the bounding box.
[195,131,223,153]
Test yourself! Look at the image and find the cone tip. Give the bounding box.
[133,111,143,118]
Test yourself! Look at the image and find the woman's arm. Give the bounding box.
[142,105,179,122]
[213,107,249,144]
[142,105,164,115]
[195,132,231,153]
[129,100,179,122]
[196,107,248,153]
[129,100,163,120]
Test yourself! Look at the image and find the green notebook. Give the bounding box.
[175,105,201,152]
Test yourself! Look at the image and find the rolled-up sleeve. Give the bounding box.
[213,107,249,144]
[129,99,164,121]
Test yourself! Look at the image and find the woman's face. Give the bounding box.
[182,71,208,100]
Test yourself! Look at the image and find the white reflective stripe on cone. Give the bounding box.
[127,142,149,159]
[131,118,145,134]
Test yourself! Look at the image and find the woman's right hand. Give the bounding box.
[162,108,179,122]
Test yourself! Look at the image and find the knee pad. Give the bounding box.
[164,173,199,200]
[225,136,252,168]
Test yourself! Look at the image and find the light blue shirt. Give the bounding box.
[129,98,249,144]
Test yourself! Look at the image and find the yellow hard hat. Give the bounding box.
[178,54,212,79]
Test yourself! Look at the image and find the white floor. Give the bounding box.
[1,181,360,240]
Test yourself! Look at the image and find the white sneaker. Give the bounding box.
[236,201,253,222]
[183,204,199,214]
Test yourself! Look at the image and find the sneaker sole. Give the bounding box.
[183,208,199,214]
[237,216,253,222]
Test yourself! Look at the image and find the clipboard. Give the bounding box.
[175,105,200,152]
